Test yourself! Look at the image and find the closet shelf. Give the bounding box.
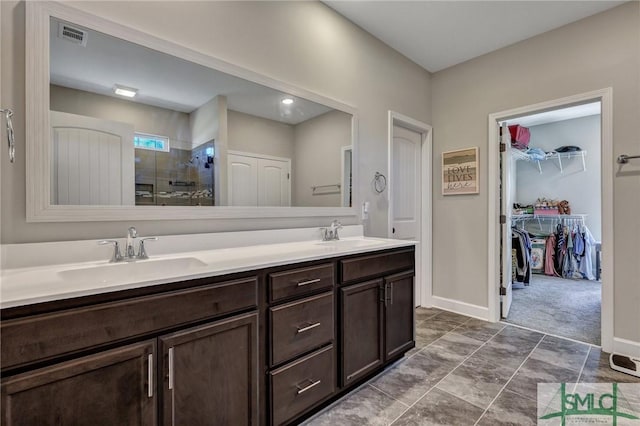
[511,213,586,231]
[511,214,587,233]
[512,149,586,174]
[511,213,587,221]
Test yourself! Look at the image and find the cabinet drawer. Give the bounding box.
[270,292,334,366]
[340,249,414,283]
[1,277,258,369]
[270,345,335,426]
[269,263,334,302]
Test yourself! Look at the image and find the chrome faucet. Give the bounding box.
[320,219,343,241]
[98,240,123,263]
[126,227,138,259]
[98,227,158,262]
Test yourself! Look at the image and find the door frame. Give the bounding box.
[487,88,614,352]
[341,145,353,207]
[387,111,433,308]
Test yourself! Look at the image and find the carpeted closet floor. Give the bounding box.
[504,275,601,345]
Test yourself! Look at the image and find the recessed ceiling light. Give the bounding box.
[281,98,294,105]
[114,85,138,98]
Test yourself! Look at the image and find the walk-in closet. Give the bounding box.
[502,102,602,345]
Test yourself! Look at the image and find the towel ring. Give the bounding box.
[1,108,15,163]
[373,172,387,194]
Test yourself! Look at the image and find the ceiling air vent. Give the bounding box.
[58,23,88,47]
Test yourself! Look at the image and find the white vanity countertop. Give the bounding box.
[1,236,416,309]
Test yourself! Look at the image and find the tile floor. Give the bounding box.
[303,307,640,426]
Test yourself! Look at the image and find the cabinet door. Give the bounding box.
[1,340,156,426]
[160,312,258,426]
[340,279,384,387]
[384,271,415,360]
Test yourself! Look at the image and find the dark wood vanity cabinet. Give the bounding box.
[0,245,415,426]
[1,340,157,426]
[340,250,415,387]
[267,263,336,425]
[159,313,258,426]
[340,279,385,386]
[1,277,259,426]
[383,271,416,360]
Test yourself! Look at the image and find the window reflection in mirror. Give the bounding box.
[49,17,353,208]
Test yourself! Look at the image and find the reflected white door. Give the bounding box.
[258,158,290,207]
[228,153,259,206]
[50,111,135,205]
[391,125,422,306]
[227,152,291,207]
[500,123,513,318]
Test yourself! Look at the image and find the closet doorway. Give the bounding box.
[488,89,614,351]
[504,104,602,344]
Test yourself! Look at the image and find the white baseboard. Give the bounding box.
[431,296,490,322]
[612,337,640,358]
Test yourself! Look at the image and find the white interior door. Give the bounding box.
[228,151,291,207]
[341,146,353,207]
[500,122,513,318]
[227,153,258,206]
[391,125,422,306]
[50,111,135,205]
[257,158,291,207]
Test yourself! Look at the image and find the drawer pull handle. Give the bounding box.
[296,379,321,395]
[297,278,321,287]
[168,347,174,390]
[297,322,321,333]
[147,354,154,398]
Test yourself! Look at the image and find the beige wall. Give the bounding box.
[0,0,431,243]
[293,110,352,207]
[516,115,602,241]
[189,95,227,204]
[189,95,220,149]
[227,110,295,160]
[50,84,192,148]
[431,2,640,342]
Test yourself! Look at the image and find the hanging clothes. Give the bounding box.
[578,226,596,280]
[544,233,560,276]
[512,228,532,285]
[555,224,565,275]
[560,225,584,279]
[573,230,585,258]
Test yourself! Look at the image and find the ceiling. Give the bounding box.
[325,1,626,72]
[50,3,625,119]
[50,18,332,124]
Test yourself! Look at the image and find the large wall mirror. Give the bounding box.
[26,2,357,222]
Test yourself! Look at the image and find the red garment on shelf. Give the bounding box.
[509,125,531,149]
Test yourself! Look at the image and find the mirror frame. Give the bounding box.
[26,2,358,222]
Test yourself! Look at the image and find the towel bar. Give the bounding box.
[617,154,640,164]
[0,108,14,163]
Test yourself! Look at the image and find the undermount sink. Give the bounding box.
[314,239,386,249]
[58,257,208,284]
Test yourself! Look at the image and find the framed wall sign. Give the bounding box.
[442,147,479,195]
